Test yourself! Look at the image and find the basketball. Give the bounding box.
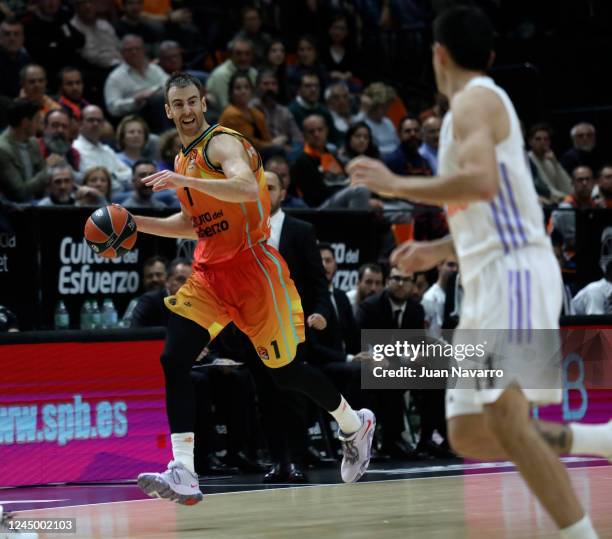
[84,204,137,258]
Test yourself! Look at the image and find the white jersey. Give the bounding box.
[439,76,552,285]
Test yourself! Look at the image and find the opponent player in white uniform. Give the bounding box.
[348,7,612,539]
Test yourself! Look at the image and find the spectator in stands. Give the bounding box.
[290,114,370,209]
[113,0,162,54]
[411,273,430,303]
[287,35,329,94]
[121,159,166,209]
[361,82,400,155]
[121,254,168,325]
[57,66,89,123]
[0,18,30,99]
[288,73,338,145]
[550,165,598,249]
[346,263,384,317]
[38,109,80,173]
[264,39,291,105]
[321,14,358,84]
[104,34,169,131]
[337,121,380,166]
[73,105,131,191]
[206,36,257,111]
[81,166,112,203]
[551,229,576,316]
[0,305,18,332]
[0,99,51,202]
[325,82,357,136]
[357,265,426,458]
[385,116,432,176]
[561,122,603,176]
[264,155,307,208]
[218,71,277,153]
[70,0,122,71]
[527,123,572,203]
[115,115,149,168]
[421,260,458,338]
[157,40,207,85]
[251,69,303,155]
[595,164,612,208]
[419,116,441,175]
[22,0,85,80]
[19,64,61,117]
[131,256,190,326]
[572,227,612,315]
[38,161,105,206]
[232,5,272,67]
[156,128,180,171]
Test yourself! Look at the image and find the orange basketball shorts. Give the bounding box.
[164,242,305,368]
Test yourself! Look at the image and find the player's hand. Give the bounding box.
[141,170,186,191]
[390,240,445,273]
[307,313,327,330]
[346,156,397,197]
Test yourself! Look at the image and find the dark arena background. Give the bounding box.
[1,1,611,538]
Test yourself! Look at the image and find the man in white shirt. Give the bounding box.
[421,259,458,337]
[104,34,169,129]
[346,263,384,316]
[71,0,121,70]
[72,105,131,191]
[418,116,441,175]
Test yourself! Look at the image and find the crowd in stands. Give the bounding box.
[1,1,611,478]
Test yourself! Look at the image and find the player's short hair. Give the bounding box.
[433,6,494,72]
[7,98,40,127]
[318,242,334,257]
[358,263,383,281]
[164,71,203,104]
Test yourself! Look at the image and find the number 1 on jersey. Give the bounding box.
[184,187,194,206]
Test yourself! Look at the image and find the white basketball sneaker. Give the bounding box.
[0,505,39,539]
[137,461,203,505]
[338,408,376,483]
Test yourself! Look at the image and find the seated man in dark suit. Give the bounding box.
[358,266,451,458]
[260,171,335,483]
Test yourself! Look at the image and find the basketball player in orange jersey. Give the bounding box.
[131,72,375,505]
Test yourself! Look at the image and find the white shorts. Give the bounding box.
[446,247,563,419]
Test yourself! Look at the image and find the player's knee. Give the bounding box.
[483,385,530,448]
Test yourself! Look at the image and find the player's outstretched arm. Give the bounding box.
[133,205,197,239]
[390,236,456,273]
[141,135,259,203]
[347,87,505,206]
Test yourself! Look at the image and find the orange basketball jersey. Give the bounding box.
[174,124,271,267]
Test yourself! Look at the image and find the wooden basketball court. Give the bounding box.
[12,464,612,538]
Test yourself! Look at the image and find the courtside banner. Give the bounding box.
[0,339,167,486]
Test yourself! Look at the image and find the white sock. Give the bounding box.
[560,515,598,539]
[329,396,362,434]
[171,432,195,475]
[569,422,612,457]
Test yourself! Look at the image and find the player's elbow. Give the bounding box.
[478,181,499,202]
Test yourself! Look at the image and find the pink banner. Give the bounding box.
[0,340,168,486]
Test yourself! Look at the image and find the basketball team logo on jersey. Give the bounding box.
[256,346,269,360]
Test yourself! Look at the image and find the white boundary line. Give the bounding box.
[14,463,611,514]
